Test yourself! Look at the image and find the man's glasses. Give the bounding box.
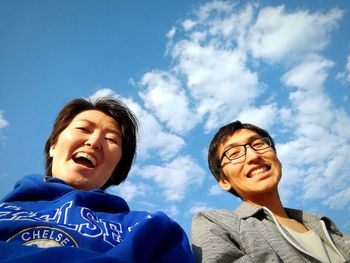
[220,137,272,164]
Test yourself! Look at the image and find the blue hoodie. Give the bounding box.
[0,175,194,262]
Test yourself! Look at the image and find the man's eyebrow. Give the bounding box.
[222,135,261,153]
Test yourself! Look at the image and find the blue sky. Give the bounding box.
[1,0,350,238]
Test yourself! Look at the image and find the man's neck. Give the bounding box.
[243,191,309,232]
[245,191,289,218]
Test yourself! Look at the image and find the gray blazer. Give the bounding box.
[192,202,350,262]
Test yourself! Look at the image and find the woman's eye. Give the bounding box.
[76,127,89,132]
[106,137,118,144]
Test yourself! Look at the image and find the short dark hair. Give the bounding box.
[44,97,138,190]
[208,121,276,197]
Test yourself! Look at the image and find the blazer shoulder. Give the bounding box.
[193,209,241,226]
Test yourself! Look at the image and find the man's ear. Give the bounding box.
[218,177,232,191]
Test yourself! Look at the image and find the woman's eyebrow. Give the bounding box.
[75,119,122,136]
[105,128,122,137]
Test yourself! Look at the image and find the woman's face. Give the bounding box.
[49,110,123,190]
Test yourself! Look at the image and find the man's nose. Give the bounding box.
[245,145,260,162]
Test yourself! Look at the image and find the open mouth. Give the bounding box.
[73,152,97,168]
[247,166,271,178]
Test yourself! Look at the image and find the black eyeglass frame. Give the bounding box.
[220,137,272,164]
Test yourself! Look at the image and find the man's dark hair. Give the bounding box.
[208,120,276,197]
[44,97,138,190]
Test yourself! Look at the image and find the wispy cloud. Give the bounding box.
[189,202,214,215]
[133,156,205,202]
[0,112,9,130]
[91,89,205,203]
[279,55,350,203]
[323,188,350,209]
[247,6,343,63]
[92,1,349,223]
[139,71,198,134]
[90,88,185,161]
[107,181,150,202]
[154,2,347,210]
[336,54,350,83]
[209,185,224,196]
[0,111,9,146]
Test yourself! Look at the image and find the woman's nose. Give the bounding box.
[85,133,102,150]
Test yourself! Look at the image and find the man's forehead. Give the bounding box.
[220,129,260,152]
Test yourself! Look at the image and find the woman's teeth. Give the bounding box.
[74,152,97,167]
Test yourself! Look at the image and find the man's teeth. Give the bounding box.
[249,167,267,177]
[75,152,97,167]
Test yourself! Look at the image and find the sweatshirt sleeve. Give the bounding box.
[191,212,253,263]
[106,211,194,263]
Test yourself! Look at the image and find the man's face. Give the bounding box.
[218,129,282,200]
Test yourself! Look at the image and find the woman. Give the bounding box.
[0,97,194,262]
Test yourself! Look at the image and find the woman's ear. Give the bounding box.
[49,145,55,158]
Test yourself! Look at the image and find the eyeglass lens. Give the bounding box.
[224,137,270,161]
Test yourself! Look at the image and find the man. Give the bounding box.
[192,121,350,263]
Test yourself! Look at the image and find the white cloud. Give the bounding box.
[162,205,180,218]
[279,56,350,204]
[336,54,350,83]
[137,2,349,215]
[182,19,197,31]
[162,2,343,134]
[150,3,262,132]
[236,104,278,130]
[90,88,185,161]
[141,2,343,135]
[0,112,9,130]
[209,184,224,196]
[172,42,260,131]
[128,101,185,161]
[139,71,198,134]
[89,88,118,100]
[202,3,254,47]
[107,181,150,202]
[166,26,176,39]
[0,112,9,146]
[134,156,205,201]
[189,202,214,215]
[195,0,233,23]
[92,2,350,224]
[248,6,343,62]
[278,107,293,126]
[324,188,350,209]
[282,57,335,128]
[282,56,334,90]
[346,55,350,82]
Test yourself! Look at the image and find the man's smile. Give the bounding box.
[247,165,271,178]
